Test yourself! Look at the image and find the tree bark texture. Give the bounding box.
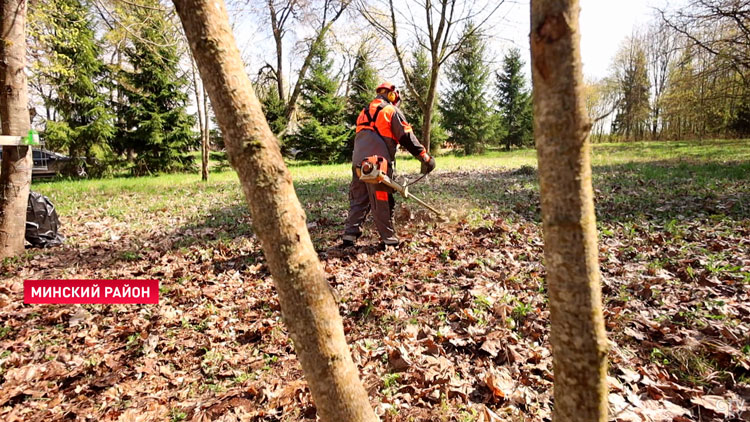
[172,1,377,421]
[0,0,32,259]
[529,1,609,422]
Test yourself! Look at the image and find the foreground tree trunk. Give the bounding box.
[529,1,609,422]
[172,1,377,421]
[0,0,32,259]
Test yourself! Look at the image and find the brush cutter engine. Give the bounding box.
[356,155,389,184]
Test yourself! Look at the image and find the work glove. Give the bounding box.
[420,154,436,174]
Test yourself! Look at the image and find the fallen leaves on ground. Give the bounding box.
[1,165,749,421]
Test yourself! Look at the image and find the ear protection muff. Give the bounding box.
[387,91,397,103]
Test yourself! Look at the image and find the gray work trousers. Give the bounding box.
[342,167,398,245]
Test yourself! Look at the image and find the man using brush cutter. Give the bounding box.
[341,82,436,249]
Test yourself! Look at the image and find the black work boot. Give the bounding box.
[340,235,357,248]
[378,241,401,251]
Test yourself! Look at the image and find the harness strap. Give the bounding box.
[356,102,388,137]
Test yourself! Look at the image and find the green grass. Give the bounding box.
[33,139,747,200]
[29,139,749,245]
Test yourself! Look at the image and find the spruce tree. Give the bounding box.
[496,48,533,150]
[29,0,115,165]
[285,41,349,163]
[346,48,379,124]
[116,1,195,175]
[342,47,378,160]
[440,23,493,154]
[257,80,288,135]
[403,49,447,151]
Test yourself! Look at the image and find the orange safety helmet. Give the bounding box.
[376,82,400,105]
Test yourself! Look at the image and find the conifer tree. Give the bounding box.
[496,48,534,150]
[440,23,494,154]
[285,41,349,163]
[257,82,288,136]
[342,47,378,160]
[346,48,378,124]
[403,49,447,152]
[30,0,115,164]
[116,1,195,175]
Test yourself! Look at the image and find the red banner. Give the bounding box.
[24,279,159,304]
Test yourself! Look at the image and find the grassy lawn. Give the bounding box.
[1,139,748,421]
[32,138,749,223]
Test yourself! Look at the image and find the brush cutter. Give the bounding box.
[356,156,444,218]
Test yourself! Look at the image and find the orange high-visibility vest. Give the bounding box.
[355,99,396,139]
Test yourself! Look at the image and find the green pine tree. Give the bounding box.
[29,0,115,168]
[286,41,349,163]
[403,49,447,152]
[346,48,379,124]
[440,24,494,154]
[343,47,378,160]
[257,81,288,135]
[116,1,195,175]
[496,48,533,150]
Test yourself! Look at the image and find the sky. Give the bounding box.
[490,0,666,80]
[578,0,666,78]
[230,0,674,89]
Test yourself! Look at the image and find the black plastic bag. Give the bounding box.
[26,191,64,248]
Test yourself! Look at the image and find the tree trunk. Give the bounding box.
[201,122,209,181]
[529,2,609,422]
[274,31,285,102]
[171,1,377,421]
[422,62,441,153]
[268,0,286,102]
[0,0,32,259]
[202,85,209,181]
[190,58,208,182]
[420,102,432,154]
